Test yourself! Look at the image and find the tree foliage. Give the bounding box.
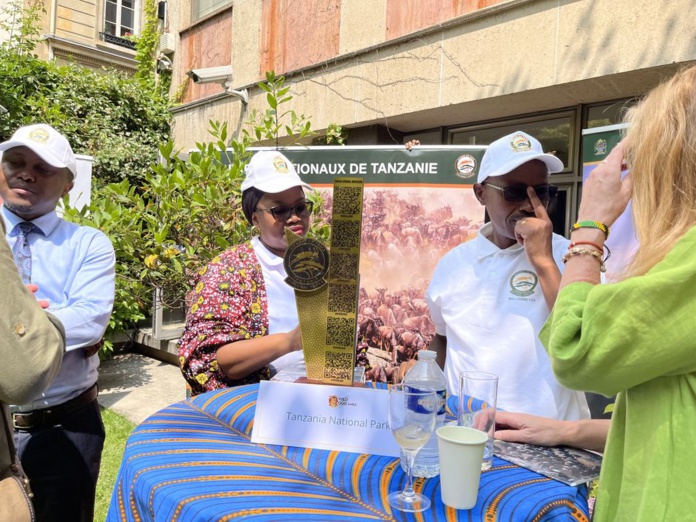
[64,72,330,354]
[0,0,170,188]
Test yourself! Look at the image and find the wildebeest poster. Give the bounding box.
[276,146,487,383]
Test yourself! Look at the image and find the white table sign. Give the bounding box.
[251,381,399,457]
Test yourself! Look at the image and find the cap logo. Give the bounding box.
[28,128,50,144]
[455,154,477,179]
[510,134,532,152]
[273,156,290,174]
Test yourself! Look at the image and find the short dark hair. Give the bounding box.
[242,187,265,224]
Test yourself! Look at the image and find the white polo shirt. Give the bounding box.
[251,237,304,372]
[426,223,590,420]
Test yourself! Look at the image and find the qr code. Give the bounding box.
[331,220,361,249]
[326,317,356,347]
[329,253,359,281]
[328,284,357,313]
[324,352,354,381]
[333,187,363,216]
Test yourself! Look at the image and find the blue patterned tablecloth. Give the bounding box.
[107,384,589,521]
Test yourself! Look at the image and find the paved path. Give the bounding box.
[98,352,187,425]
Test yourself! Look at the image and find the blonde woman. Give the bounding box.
[541,65,696,520]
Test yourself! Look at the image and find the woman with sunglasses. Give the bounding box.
[178,150,314,395]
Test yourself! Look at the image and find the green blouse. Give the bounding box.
[540,225,696,521]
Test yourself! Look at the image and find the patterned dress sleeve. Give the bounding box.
[177,243,270,395]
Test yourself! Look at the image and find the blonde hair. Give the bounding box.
[623,65,696,277]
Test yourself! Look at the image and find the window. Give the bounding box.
[448,111,580,236]
[191,0,231,23]
[104,0,139,38]
[585,99,636,130]
[448,112,576,173]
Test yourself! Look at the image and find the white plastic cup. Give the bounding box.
[436,425,487,510]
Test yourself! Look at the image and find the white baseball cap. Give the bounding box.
[477,131,563,183]
[0,124,77,177]
[241,150,313,193]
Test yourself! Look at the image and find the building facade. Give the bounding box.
[165,0,696,230]
[0,0,149,72]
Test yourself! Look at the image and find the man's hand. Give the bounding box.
[83,338,104,358]
[514,188,554,268]
[514,188,561,309]
[26,284,50,309]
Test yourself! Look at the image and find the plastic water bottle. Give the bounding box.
[402,350,447,478]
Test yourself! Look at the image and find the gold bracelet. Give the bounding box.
[562,247,606,272]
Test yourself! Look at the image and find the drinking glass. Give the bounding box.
[387,384,438,512]
[458,371,498,470]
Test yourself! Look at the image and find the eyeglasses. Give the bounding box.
[255,200,314,222]
[483,182,559,203]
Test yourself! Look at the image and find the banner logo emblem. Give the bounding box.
[455,154,477,179]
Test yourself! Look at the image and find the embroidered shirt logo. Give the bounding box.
[509,270,538,297]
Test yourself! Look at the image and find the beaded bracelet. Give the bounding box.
[562,247,606,272]
[570,220,610,238]
[569,241,611,262]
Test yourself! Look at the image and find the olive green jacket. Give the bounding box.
[0,218,65,478]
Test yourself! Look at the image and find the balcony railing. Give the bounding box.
[99,32,137,50]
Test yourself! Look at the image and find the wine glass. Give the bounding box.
[388,383,438,512]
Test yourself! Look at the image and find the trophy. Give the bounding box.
[284,177,364,386]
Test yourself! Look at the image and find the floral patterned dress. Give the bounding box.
[178,242,271,395]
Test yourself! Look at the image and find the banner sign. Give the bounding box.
[251,381,399,457]
[582,125,637,280]
[281,146,484,187]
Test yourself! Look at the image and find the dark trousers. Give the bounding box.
[14,398,105,522]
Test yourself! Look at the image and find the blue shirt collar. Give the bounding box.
[1,205,60,237]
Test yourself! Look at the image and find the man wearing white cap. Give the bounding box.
[179,150,314,395]
[0,124,115,521]
[426,131,590,421]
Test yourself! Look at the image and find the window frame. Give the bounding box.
[103,0,140,38]
[191,0,232,24]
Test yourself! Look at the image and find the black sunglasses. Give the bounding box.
[255,200,314,222]
[483,183,558,203]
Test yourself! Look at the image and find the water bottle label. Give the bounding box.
[405,386,446,415]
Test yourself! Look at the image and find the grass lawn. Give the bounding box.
[95,408,137,522]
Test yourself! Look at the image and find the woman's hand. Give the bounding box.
[287,325,304,353]
[496,411,609,452]
[577,140,632,227]
[495,411,568,447]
